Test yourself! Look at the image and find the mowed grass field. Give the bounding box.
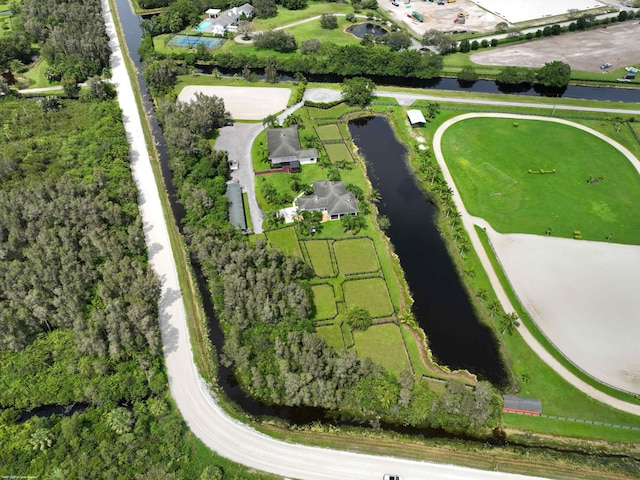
[334,238,379,274]
[311,283,337,320]
[316,323,344,351]
[324,142,353,163]
[441,118,640,244]
[266,227,303,258]
[316,124,342,140]
[304,240,335,277]
[343,277,393,317]
[353,323,410,377]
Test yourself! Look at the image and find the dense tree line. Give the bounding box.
[207,43,443,79]
[0,99,161,359]
[21,0,111,81]
[0,95,268,478]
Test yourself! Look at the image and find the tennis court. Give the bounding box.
[167,35,225,50]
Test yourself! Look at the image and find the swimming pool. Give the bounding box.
[196,19,213,32]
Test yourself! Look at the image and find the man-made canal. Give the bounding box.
[349,116,507,385]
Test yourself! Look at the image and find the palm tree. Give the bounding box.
[262,113,279,128]
[106,407,134,435]
[487,299,500,317]
[476,288,488,301]
[30,428,54,451]
[500,312,520,335]
[368,189,381,203]
[346,307,372,331]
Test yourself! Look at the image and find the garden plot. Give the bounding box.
[334,238,380,275]
[354,323,410,377]
[324,143,353,163]
[311,284,337,320]
[177,86,290,120]
[266,227,303,258]
[316,124,342,141]
[304,240,335,277]
[343,278,394,318]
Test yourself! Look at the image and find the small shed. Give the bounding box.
[225,182,247,231]
[502,395,542,416]
[407,109,427,126]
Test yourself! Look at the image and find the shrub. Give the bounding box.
[320,14,338,30]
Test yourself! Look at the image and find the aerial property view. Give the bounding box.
[1,0,640,478]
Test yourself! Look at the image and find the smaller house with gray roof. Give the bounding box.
[266,126,318,170]
[297,180,358,220]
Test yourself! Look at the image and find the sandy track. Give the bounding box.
[177,85,291,120]
[433,113,640,404]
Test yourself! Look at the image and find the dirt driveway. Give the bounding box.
[470,21,640,71]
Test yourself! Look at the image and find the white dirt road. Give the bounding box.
[177,85,291,120]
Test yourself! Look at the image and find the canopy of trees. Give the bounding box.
[21,0,111,81]
[496,66,536,85]
[536,60,571,88]
[342,76,375,106]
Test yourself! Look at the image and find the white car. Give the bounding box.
[600,63,612,69]
[383,475,404,480]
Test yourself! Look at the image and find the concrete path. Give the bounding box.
[432,113,640,413]
[102,2,554,478]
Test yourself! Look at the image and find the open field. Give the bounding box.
[334,238,379,275]
[470,21,640,72]
[441,117,640,244]
[311,283,337,320]
[306,104,360,120]
[354,323,411,377]
[177,86,291,120]
[304,240,335,277]
[343,278,394,318]
[266,227,303,258]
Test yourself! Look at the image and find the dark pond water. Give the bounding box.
[345,22,389,39]
[19,403,88,423]
[349,116,508,386]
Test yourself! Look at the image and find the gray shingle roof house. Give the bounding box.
[297,180,358,220]
[266,126,318,167]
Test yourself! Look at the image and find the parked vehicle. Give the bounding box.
[623,74,636,80]
[625,66,639,74]
[383,475,404,480]
[412,10,424,21]
[600,63,612,69]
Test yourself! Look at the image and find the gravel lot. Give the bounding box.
[472,0,606,24]
[177,86,291,120]
[470,21,640,71]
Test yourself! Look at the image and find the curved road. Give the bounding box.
[102,1,638,477]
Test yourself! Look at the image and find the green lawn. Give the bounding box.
[343,277,393,318]
[316,124,341,141]
[280,16,362,46]
[324,143,353,163]
[251,3,355,31]
[316,323,345,351]
[306,104,360,120]
[311,283,337,320]
[266,227,303,258]
[304,240,334,277]
[441,117,640,244]
[354,323,411,377]
[334,238,379,275]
